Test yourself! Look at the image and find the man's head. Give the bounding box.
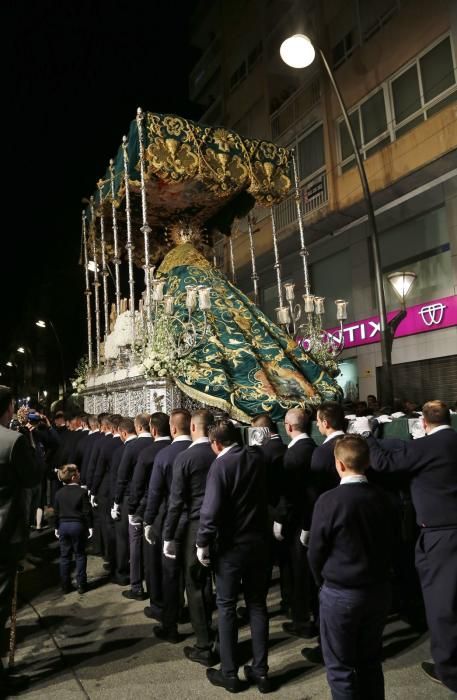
[422,400,450,432]
[208,419,239,455]
[334,434,369,478]
[58,464,80,484]
[284,407,309,437]
[316,402,345,436]
[87,413,99,431]
[69,415,82,431]
[134,413,151,435]
[99,414,112,433]
[190,409,214,439]
[79,413,89,429]
[54,411,66,427]
[149,412,171,439]
[251,413,277,433]
[169,409,191,438]
[118,417,136,442]
[0,386,14,426]
[97,412,109,428]
[109,413,122,434]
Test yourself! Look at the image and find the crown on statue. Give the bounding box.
[167,220,202,246]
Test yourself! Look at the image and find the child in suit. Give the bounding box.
[308,435,395,700]
[54,464,93,594]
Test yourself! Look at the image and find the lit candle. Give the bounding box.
[276,306,291,325]
[314,296,325,315]
[152,280,165,302]
[163,295,174,316]
[186,285,198,310]
[284,282,295,302]
[302,294,315,313]
[335,299,348,320]
[198,286,211,310]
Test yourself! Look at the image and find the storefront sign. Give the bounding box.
[325,295,457,349]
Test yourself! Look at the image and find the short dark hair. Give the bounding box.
[100,414,111,429]
[58,464,79,483]
[0,385,13,417]
[191,409,215,434]
[334,435,369,473]
[97,412,109,424]
[317,402,345,431]
[170,408,191,434]
[135,413,151,432]
[251,413,277,432]
[422,400,450,426]
[87,413,99,429]
[208,419,239,447]
[54,411,65,420]
[150,412,171,437]
[119,417,136,434]
[109,413,122,430]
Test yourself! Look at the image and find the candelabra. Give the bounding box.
[276,283,348,376]
[146,273,212,359]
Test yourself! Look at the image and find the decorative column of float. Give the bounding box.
[229,235,237,284]
[247,213,259,306]
[82,212,93,368]
[122,134,136,343]
[136,108,152,321]
[109,159,122,317]
[291,151,311,297]
[90,196,101,367]
[269,207,286,322]
[98,180,109,338]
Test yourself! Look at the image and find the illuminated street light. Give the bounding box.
[36,320,46,328]
[280,34,315,68]
[6,361,13,367]
[387,271,417,305]
[17,347,25,354]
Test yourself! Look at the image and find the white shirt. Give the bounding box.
[217,443,238,459]
[89,429,99,435]
[340,475,368,485]
[173,435,192,442]
[137,432,152,438]
[124,435,137,444]
[427,425,453,436]
[113,434,121,439]
[323,430,345,444]
[154,436,171,442]
[190,437,210,448]
[288,433,310,448]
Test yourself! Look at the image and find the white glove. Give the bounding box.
[300,530,310,547]
[88,528,93,539]
[348,417,372,435]
[376,414,392,424]
[90,494,98,508]
[128,514,142,526]
[273,521,284,541]
[54,529,59,538]
[144,524,154,545]
[163,540,176,559]
[111,503,121,521]
[88,490,91,497]
[196,545,210,567]
[80,484,88,490]
[391,411,406,418]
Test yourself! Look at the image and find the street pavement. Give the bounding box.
[2,529,455,699]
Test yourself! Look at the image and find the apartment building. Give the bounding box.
[189,0,457,404]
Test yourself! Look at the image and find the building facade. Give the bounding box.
[189,0,457,405]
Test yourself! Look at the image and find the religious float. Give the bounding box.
[76,110,348,421]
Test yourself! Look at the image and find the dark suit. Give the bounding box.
[275,435,316,626]
[197,444,269,678]
[367,427,457,692]
[113,435,153,583]
[310,432,344,495]
[143,438,191,629]
[163,439,215,648]
[133,438,171,605]
[92,434,123,570]
[79,431,104,487]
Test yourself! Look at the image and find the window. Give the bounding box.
[332,31,356,69]
[391,36,457,135]
[338,89,389,170]
[297,125,325,180]
[358,0,398,41]
[229,61,246,91]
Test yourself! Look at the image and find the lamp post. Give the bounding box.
[36,319,66,401]
[280,33,394,405]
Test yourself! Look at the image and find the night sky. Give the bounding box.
[2,0,199,393]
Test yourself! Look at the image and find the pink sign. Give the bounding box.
[324,295,457,349]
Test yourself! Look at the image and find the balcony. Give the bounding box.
[271,78,321,140]
[274,169,328,232]
[189,36,221,103]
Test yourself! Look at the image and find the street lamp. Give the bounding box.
[280,33,394,405]
[6,361,13,368]
[17,347,25,354]
[36,319,66,401]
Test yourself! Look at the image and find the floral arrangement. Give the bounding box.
[141,312,193,380]
[71,356,89,393]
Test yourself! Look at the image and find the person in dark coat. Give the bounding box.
[360,400,457,693]
[197,420,271,694]
[311,402,346,494]
[0,386,42,695]
[273,407,317,639]
[308,434,395,700]
[143,409,191,641]
[162,409,216,665]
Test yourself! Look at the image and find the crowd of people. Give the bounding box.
[0,384,456,698]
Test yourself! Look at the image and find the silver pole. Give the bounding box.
[82,212,93,368]
[136,107,152,316]
[291,151,311,296]
[122,135,136,342]
[247,213,259,306]
[269,207,284,307]
[98,181,109,338]
[109,158,121,317]
[229,236,237,283]
[90,196,101,367]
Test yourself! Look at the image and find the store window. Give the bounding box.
[336,359,359,401]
